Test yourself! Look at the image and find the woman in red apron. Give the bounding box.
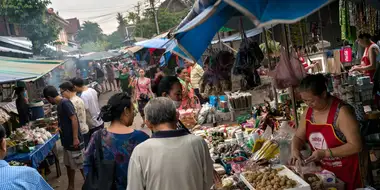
[291,74,363,190]
[350,33,379,82]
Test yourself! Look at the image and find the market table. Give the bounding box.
[5,134,61,177]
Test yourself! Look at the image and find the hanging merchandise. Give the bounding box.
[201,51,234,96]
[269,48,307,89]
[340,46,352,63]
[232,23,264,91]
[339,0,356,44]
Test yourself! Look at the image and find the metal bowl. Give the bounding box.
[365,133,380,143]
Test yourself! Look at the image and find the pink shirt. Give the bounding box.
[135,77,151,100]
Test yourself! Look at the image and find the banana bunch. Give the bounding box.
[253,140,279,161]
[6,139,17,147]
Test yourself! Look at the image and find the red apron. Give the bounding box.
[305,98,362,190]
[361,42,376,82]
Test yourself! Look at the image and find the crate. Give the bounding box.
[240,165,311,190]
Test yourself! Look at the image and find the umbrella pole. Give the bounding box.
[263,27,278,108]
[282,24,299,128]
[217,32,223,50]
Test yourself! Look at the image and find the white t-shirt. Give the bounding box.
[80,88,103,128]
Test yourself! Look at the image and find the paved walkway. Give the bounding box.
[46,91,150,190]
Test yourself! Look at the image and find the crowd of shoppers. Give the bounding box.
[0,58,211,190]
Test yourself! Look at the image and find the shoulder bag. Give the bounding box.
[137,78,150,102]
[82,130,116,190]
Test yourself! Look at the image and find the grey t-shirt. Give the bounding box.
[127,130,213,190]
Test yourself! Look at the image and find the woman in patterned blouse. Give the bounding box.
[83,93,149,190]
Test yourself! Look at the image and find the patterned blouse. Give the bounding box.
[70,96,89,134]
[84,129,149,190]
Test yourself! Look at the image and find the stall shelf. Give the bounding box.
[5,134,61,176]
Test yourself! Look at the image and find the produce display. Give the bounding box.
[252,140,279,161]
[10,127,52,145]
[8,161,25,166]
[242,167,298,190]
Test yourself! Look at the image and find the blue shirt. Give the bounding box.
[0,160,53,190]
[57,99,83,151]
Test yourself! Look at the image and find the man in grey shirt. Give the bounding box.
[127,97,213,190]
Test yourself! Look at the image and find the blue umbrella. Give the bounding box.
[161,1,237,65]
[134,38,170,49]
[162,0,332,66]
[223,0,332,27]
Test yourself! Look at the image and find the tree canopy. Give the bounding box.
[116,12,127,40]
[0,0,60,54]
[106,31,124,49]
[76,21,103,44]
[134,8,189,38]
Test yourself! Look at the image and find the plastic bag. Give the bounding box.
[269,48,307,89]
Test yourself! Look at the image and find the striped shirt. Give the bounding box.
[0,160,53,190]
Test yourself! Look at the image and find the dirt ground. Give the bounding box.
[46,91,149,190]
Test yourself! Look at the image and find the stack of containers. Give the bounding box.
[355,76,373,103]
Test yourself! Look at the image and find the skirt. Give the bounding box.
[138,100,148,117]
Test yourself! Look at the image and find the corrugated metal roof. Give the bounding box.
[0,46,33,55]
[0,36,32,50]
[0,56,63,84]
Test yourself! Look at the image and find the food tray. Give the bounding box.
[240,165,311,190]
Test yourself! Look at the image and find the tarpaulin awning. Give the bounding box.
[163,0,333,64]
[0,56,63,84]
[79,51,119,61]
[134,38,170,49]
[125,46,144,53]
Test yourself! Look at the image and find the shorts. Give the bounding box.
[64,149,84,169]
[97,77,105,84]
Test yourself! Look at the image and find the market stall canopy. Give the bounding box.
[164,0,333,62]
[134,38,170,49]
[0,56,63,84]
[211,24,276,44]
[79,51,120,61]
[124,46,144,54]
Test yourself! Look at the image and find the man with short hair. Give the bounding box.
[70,77,104,139]
[0,125,53,190]
[43,86,84,190]
[59,81,90,147]
[127,97,213,190]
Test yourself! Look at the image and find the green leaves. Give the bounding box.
[76,21,103,44]
[134,8,190,38]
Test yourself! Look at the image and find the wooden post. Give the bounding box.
[282,24,299,128]
[263,27,278,108]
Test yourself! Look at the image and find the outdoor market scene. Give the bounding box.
[2,0,380,190]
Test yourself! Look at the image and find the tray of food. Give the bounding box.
[240,165,311,190]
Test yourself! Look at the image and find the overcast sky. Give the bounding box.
[50,0,140,34]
